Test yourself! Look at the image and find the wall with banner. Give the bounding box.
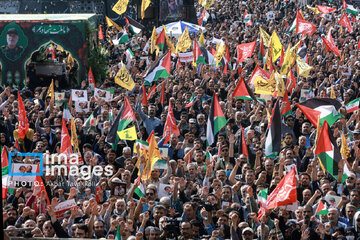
[0,14,98,90]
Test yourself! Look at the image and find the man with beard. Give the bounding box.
[138,104,162,135]
[4,207,18,228]
[93,220,107,238]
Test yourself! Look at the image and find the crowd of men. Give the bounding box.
[2,0,360,239]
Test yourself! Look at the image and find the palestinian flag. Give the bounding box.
[125,15,144,35]
[83,112,95,128]
[205,151,214,168]
[106,97,136,144]
[63,102,71,124]
[117,28,129,44]
[346,98,360,113]
[244,9,252,26]
[2,146,9,200]
[185,94,196,108]
[239,125,248,158]
[144,51,171,83]
[198,9,209,26]
[295,98,343,127]
[193,40,215,65]
[315,200,329,215]
[264,100,282,158]
[125,48,135,62]
[141,84,149,106]
[287,19,297,33]
[206,92,227,146]
[156,29,165,51]
[258,40,265,61]
[281,90,292,116]
[232,77,257,101]
[343,0,359,15]
[134,176,145,198]
[315,121,342,180]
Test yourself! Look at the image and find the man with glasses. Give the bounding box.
[241,227,255,240]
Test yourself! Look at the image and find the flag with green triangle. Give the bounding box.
[206,92,227,146]
[315,121,342,180]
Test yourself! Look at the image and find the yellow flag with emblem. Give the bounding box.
[275,72,285,97]
[115,63,135,90]
[199,0,214,10]
[199,31,205,46]
[271,31,282,63]
[175,27,191,54]
[330,85,336,99]
[112,0,129,15]
[254,72,276,95]
[117,126,138,140]
[105,16,123,31]
[280,45,292,75]
[141,133,162,180]
[259,27,271,47]
[71,116,80,153]
[164,31,176,53]
[296,57,312,78]
[150,26,159,55]
[141,0,151,19]
[340,131,351,159]
[215,42,225,66]
[46,79,55,100]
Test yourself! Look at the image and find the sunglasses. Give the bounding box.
[146,192,154,196]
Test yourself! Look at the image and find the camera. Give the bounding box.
[164,217,181,239]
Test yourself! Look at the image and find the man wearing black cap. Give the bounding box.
[2,28,23,60]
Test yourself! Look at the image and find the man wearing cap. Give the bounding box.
[2,28,23,60]
[242,227,255,240]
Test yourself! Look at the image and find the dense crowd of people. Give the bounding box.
[2,0,360,239]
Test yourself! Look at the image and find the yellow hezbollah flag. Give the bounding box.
[46,79,55,100]
[176,27,191,54]
[150,26,159,55]
[142,133,162,180]
[115,63,135,90]
[112,0,129,15]
[254,73,276,95]
[199,0,214,10]
[280,45,292,75]
[215,42,225,66]
[164,31,176,53]
[275,72,285,97]
[306,5,320,14]
[271,31,282,63]
[340,131,351,159]
[141,0,151,19]
[71,116,80,153]
[117,126,138,140]
[296,57,312,78]
[199,30,205,46]
[105,16,123,31]
[259,27,271,47]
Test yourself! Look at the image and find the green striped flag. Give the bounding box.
[134,176,145,198]
[206,92,226,146]
[115,225,122,240]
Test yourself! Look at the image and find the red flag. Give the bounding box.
[60,119,72,155]
[160,81,166,106]
[35,163,50,205]
[249,65,270,85]
[279,47,284,67]
[95,186,101,203]
[286,69,297,95]
[211,47,216,56]
[339,13,353,33]
[146,85,157,100]
[296,16,317,36]
[240,125,248,157]
[18,92,29,139]
[266,167,297,209]
[325,30,340,56]
[98,25,104,40]
[357,39,360,50]
[316,5,336,14]
[142,85,148,106]
[237,41,256,64]
[176,57,182,72]
[163,102,180,144]
[342,0,348,11]
[88,67,95,87]
[15,139,20,152]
